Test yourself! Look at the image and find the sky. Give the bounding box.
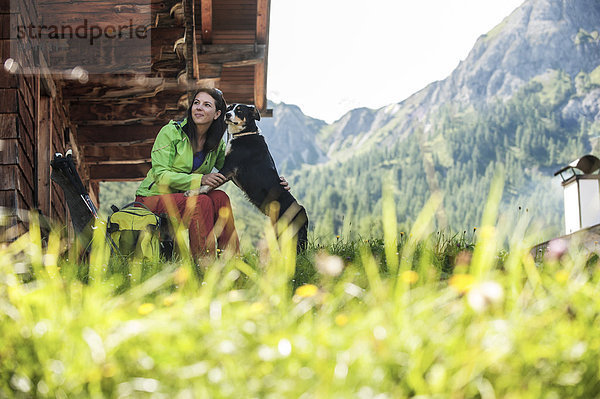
[267,0,525,123]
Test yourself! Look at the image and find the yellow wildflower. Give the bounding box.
[335,314,349,326]
[449,274,475,294]
[138,303,155,315]
[174,267,190,285]
[401,270,419,284]
[555,269,569,284]
[295,284,319,298]
[163,294,177,307]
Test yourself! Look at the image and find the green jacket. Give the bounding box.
[136,119,226,197]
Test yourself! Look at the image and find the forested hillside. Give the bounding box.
[291,69,599,240]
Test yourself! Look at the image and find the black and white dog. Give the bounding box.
[185,104,308,251]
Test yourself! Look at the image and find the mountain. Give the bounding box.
[275,0,600,240]
[428,0,600,107]
[259,102,327,173]
[320,0,600,153]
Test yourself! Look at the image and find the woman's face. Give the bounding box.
[191,92,221,126]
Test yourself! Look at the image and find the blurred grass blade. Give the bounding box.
[382,174,399,278]
[470,168,504,278]
[360,245,384,302]
[397,192,443,299]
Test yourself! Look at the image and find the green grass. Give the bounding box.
[2,183,600,397]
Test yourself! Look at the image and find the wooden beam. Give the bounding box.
[69,96,182,122]
[87,159,152,166]
[89,163,151,181]
[185,0,193,103]
[77,125,163,144]
[37,92,52,214]
[197,44,265,65]
[200,0,212,44]
[83,143,154,162]
[62,77,183,100]
[37,4,150,28]
[254,0,270,112]
[75,117,175,126]
[88,180,100,209]
[254,62,266,111]
[256,0,269,44]
[192,0,200,79]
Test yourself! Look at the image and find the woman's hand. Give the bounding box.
[202,172,227,188]
[280,176,291,191]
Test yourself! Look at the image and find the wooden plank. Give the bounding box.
[0,112,35,161]
[18,74,35,116]
[89,162,151,181]
[61,77,182,100]
[83,143,154,162]
[0,190,29,242]
[0,165,33,208]
[200,0,212,43]
[0,89,17,112]
[0,14,9,40]
[69,98,179,122]
[256,0,269,44]
[18,76,36,119]
[0,139,19,164]
[88,180,99,209]
[194,44,265,65]
[212,30,255,44]
[0,40,8,59]
[77,124,163,144]
[254,61,265,111]
[37,4,151,27]
[0,190,18,209]
[17,89,36,157]
[0,137,34,188]
[17,108,34,162]
[37,96,52,215]
[75,115,179,126]
[50,184,66,223]
[51,102,66,153]
[0,114,17,136]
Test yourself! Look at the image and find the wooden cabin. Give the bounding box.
[0,0,271,240]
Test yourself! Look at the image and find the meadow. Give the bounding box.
[2,181,600,398]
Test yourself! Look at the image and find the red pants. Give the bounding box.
[136,190,239,259]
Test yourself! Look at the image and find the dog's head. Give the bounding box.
[225,104,261,135]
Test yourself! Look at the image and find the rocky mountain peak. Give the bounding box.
[426,0,600,108]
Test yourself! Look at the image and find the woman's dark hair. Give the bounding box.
[183,88,227,153]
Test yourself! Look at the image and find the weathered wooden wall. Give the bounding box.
[0,0,76,239]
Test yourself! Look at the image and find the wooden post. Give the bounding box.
[254,0,270,111]
[37,95,52,216]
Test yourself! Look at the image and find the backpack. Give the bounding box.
[107,202,160,260]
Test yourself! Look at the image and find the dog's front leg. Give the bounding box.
[184,169,235,197]
[184,185,212,197]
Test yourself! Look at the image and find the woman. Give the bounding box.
[135,88,239,259]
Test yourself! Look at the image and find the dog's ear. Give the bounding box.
[252,106,261,121]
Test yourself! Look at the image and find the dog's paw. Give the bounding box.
[184,186,211,197]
